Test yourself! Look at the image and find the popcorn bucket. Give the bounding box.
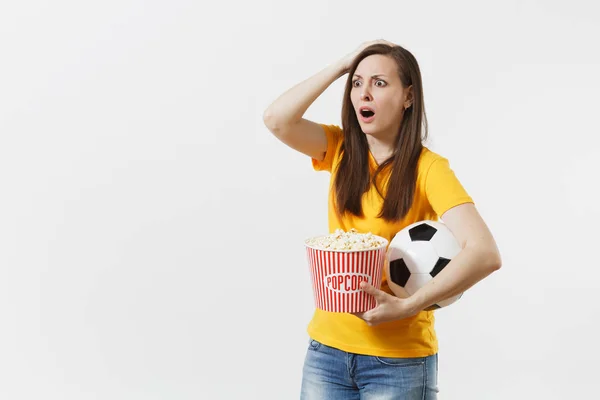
[304,234,388,313]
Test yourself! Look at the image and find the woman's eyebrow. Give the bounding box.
[353,74,388,79]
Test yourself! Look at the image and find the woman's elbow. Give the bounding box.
[484,247,502,271]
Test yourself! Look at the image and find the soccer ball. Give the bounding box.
[385,220,463,310]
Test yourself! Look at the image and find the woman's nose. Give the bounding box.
[361,91,371,101]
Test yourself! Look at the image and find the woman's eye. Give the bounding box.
[353,79,385,87]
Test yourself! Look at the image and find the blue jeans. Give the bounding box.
[300,338,439,399]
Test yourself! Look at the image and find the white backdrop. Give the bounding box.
[1,1,599,399]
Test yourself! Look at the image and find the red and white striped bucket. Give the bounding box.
[304,239,388,313]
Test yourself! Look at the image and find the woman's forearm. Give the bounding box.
[408,245,502,312]
[263,61,346,130]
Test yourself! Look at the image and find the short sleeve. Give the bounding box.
[425,157,474,217]
[311,124,343,172]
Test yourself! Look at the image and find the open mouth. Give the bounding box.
[360,109,375,118]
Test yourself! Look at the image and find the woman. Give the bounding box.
[263,40,502,399]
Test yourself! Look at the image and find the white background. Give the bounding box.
[1,1,599,399]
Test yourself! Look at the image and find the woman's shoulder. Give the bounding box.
[416,146,453,183]
[418,146,447,168]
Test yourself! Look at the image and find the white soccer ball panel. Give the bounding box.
[404,273,432,296]
[388,229,411,257]
[429,223,462,260]
[402,241,439,274]
[387,245,405,263]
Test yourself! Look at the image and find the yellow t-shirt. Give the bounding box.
[308,123,474,357]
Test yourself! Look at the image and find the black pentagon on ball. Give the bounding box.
[430,257,451,277]
[389,258,411,287]
[409,222,438,241]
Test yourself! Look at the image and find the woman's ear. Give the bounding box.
[404,85,414,108]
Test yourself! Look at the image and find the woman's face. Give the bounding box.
[350,54,411,138]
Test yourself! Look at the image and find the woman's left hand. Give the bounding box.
[350,282,420,326]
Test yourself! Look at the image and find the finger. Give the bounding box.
[353,309,377,326]
[350,310,373,324]
[360,282,385,300]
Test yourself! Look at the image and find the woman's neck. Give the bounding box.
[366,132,397,164]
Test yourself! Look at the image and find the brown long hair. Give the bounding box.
[334,44,428,222]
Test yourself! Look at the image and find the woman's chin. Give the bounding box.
[361,125,381,136]
[359,123,375,133]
